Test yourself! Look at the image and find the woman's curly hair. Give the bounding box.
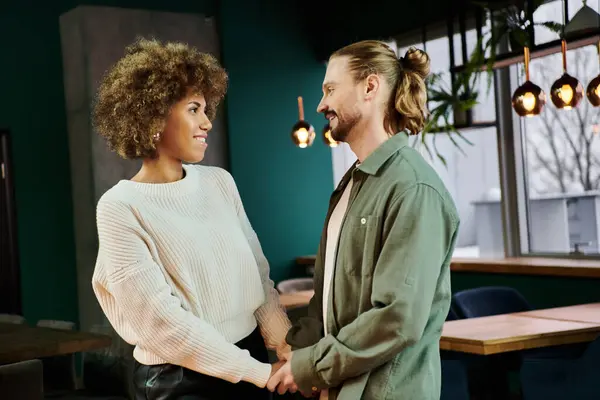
[93,37,228,159]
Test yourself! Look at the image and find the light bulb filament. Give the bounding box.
[296,128,308,142]
[560,84,574,105]
[522,92,536,112]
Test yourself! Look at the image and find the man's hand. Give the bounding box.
[267,352,298,395]
[301,389,319,398]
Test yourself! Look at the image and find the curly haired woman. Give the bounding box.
[91,38,291,400]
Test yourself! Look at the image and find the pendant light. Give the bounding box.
[512,47,546,117]
[550,40,584,110]
[587,41,600,107]
[322,123,339,147]
[291,96,315,148]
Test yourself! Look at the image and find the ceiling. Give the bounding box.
[295,0,460,60]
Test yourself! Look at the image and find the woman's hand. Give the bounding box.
[279,350,292,361]
[270,360,285,379]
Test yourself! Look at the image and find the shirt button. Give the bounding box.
[360,218,366,224]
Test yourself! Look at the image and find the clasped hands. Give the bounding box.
[266,352,316,397]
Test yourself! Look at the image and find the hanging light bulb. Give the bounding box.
[291,96,315,148]
[322,123,339,147]
[512,47,546,117]
[550,40,584,110]
[586,41,600,107]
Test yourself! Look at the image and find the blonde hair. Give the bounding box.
[331,40,430,135]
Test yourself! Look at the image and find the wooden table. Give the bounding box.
[516,302,600,324]
[276,287,600,356]
[450,257,600,278]
[0,323,112,364]
[279,290,314,309]
[295,255,600,278]
[440,314,600,355]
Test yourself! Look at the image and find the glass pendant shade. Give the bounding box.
[322,123,338,147]
[291,96,315,148]
[586,75,600,106]
[512,47,546,117]
[586,41,600,107]
[550,40,584,110]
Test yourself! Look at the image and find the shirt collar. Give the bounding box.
[356,132,409,175]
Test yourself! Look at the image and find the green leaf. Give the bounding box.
[455,130,475,146]
[432,134,448,167]
[421,136,434,160]
[537,21,564,35]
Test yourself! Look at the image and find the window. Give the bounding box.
[331,143,357,187]
[512,42,600,255]
[414,27,505,258]
[422,127,504,258]
[532,0,563,46]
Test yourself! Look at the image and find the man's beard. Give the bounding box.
[329,111,362,142]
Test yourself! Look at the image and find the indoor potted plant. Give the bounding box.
[471,0,563,78]
[421,70,479,165]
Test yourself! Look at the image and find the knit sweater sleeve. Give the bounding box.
[217,169,292,359]
[92,198,272,387]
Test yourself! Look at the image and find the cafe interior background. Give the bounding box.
[1,0,600,398]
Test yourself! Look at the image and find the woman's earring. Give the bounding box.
[153,132,161,142]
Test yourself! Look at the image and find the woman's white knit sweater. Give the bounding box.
[92,164,291,388]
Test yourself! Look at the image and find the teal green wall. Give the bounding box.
[219,0,332,282]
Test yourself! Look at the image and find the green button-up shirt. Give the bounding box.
[286,132,460,399]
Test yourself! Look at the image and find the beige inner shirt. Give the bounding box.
[320,179,353,400]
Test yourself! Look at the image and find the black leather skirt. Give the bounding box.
[133,327,272,400]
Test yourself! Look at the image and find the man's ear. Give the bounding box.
[364,74,381,101]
